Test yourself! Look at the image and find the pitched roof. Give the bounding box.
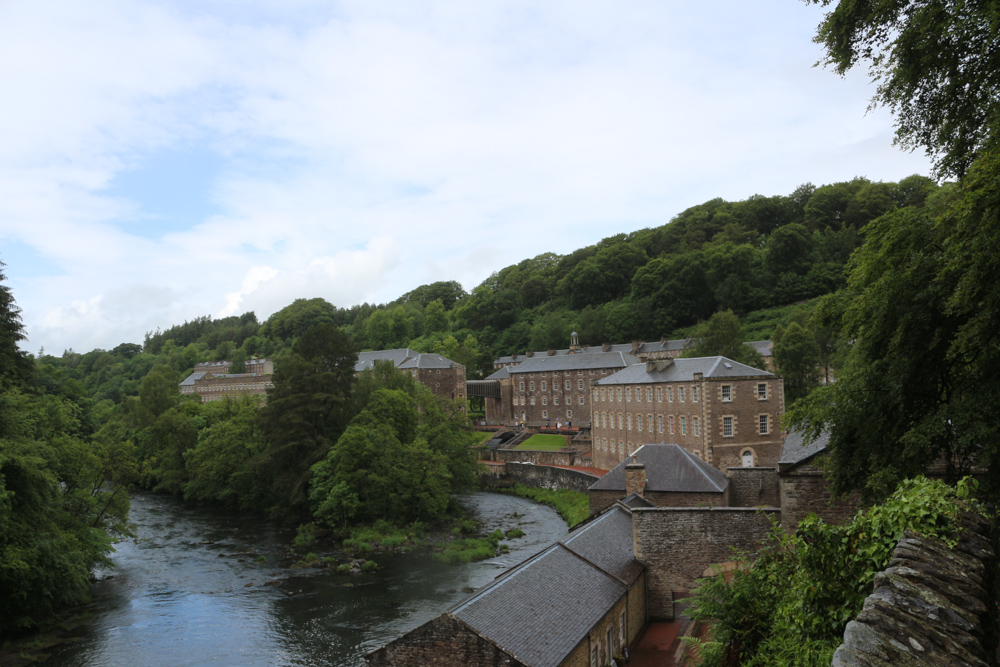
[355,348,419,372]
[619,492,655,509]
[589,443,729,494]
[179,372,206,386]
[560,506,643,584]
[746,340,773,357]
[451,543,628,667]
[779,428,831,467]
[397,353,458,370]
[508,351,638,374]
[596,356,772,385]
[485,366,510,380]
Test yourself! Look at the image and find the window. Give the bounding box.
[635,388,641,403]
[553,396,559,405]
[521,411,526,421]
[609,412,614,430]
[603,438,607,451]
[742,450,754,467]
[668,387,674,402]
[565,380,571,390]
[637,414,642,431]
[601,388,607,401]
[681,416,687,435]
[602,369,607,374]
[658,415,663,433]
[530,397,536,406]
[619,441,624,455]
[578,380,584,389]
[620,612,626,646]
[618,413,623,429]
[607,629,614,656]
[529,381,535,391]
[566,409,572,418]
[540,372,545,377]
[721,385,732,402]
[591,646,598,667]
[646,387,652,402]
[626,387,632,402]
[679,387,686,402]
[693,417,700,436]
[648,414,653,432]
[542,397,547,405]
[757,383,768,400]
[656,387,662,402]
[578,370,583,375]
[542,410,548,419]
[520,396,526,405]
[759,414,769,435]
[692,386,698,402]
[724,416,734,437]
[627,414,632,431]
[617,388,623,401]
[602,412,607,428]
[579,395,584,405]
[541,381,546,391]
[669,415,675,434]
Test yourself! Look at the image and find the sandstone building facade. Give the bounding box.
[356,348,467,405]
[179,358,274,403]
[590,357,784,471]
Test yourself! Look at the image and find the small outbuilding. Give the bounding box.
[588,443,730,515]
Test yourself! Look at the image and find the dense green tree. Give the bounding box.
[807,0,1000,178]
[423,299,448,334]
[260,298,338,341]
[259,324,357,513]
[684,310,767,369]
[772,320,822,404]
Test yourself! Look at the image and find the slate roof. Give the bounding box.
[397,353,457,370]
[779,428,831,467]
[451,536,632,667]
[485,366,510,380]
[560,506,643,584]
[179,372,206,386]
[619,492,655,509]
[355,348,420,372]
[507,351,638,374]
[596,356,772,385]
[590,443,730,494]
[747,340,773,358]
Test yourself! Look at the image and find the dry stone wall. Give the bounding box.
[832,512,997,667]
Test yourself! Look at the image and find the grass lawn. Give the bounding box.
[515,434,567,451]
[468,430,496,446]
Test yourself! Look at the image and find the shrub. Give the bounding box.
[504,528,525,539]
[361,560,378,572]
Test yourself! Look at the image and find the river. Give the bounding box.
[45,491,569,667]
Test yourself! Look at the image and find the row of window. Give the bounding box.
[519,379,588,391]
[594,413,771,437]
[518,369,607,378]
[592,382,770,404]
[515,395,586,406]
[590,612,627,667]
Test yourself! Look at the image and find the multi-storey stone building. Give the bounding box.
[355,348,467,405]
[487,350,638,425]
[590,356,784,471]
[179,358,275,403]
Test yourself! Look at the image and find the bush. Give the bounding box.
[504,528,525,539]
[361,560,378,572]
[502,485,589,527]
[685,477,981,666]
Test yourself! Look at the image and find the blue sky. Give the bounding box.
[0,0,933,354]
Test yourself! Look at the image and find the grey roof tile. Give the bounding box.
[779,428,831,466]
[508,351,638,374]
[560,506,643,584]
[179,372,206,386]
[589,443,730,493]
[596,356,773,385]
[485,366,510,380]
[451,544,627,667]
[355,348,418,372]
[397,353,458,370]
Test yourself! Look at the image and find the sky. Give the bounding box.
[0,0,934,355]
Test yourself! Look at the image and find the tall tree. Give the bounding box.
[0,261,32,386]
[683,310,766,369]
[259,324,357,513]
[807,0,1000,178]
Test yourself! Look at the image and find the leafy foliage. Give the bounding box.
[687,477,979,666]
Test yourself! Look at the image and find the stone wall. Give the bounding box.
[627,573,647,647]
[589,490,728,516]
[490,448,582,467]
[832,511,997,667]
[500,462,601,494]
[779,460,861,529]
[727,467,780,508]
[632,507,779,621]
[365,613,526,667]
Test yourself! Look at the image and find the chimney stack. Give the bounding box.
[625,456,646,498]
[645,358,675,373]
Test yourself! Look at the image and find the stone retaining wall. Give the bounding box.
[832,511,997,666]
[726,467,779,508]
[497,462,601,494]
[488,448,587,467]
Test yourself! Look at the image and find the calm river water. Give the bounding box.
[45,491,569,667]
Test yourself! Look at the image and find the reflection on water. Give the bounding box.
[46,491,568,667]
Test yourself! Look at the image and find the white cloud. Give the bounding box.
[0,0,934,353]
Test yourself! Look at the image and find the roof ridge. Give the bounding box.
[679,446,727,493]
[706,356,723,376]
[554,540,631,587]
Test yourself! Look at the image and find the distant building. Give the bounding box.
[590,356,784,471]
[490,350,639,425]
[179,358,274,403]
[355,348,467,405]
